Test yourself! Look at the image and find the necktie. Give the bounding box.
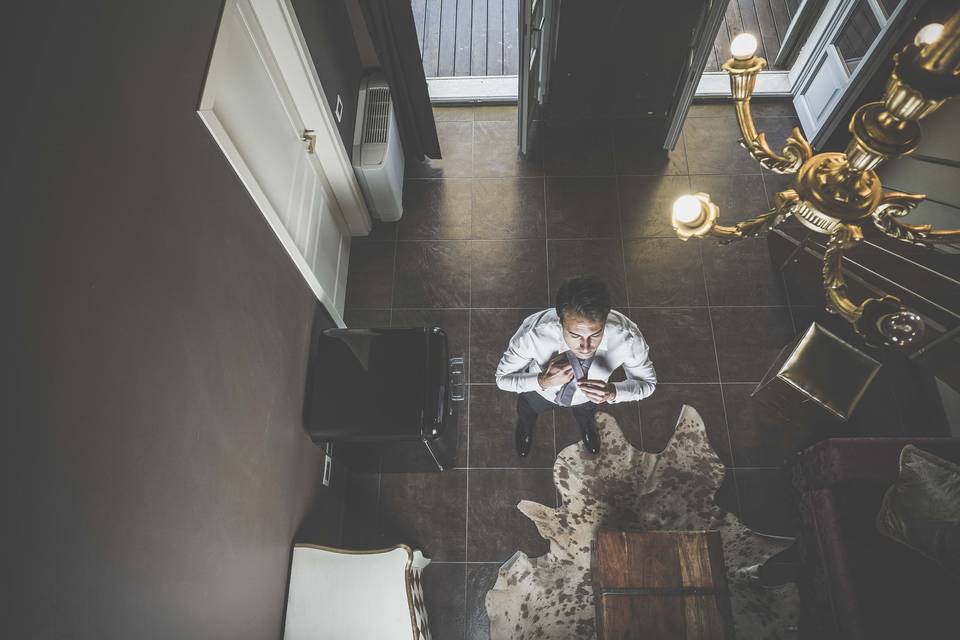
[555,351,593,406]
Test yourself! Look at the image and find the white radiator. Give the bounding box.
[352,74,404,222]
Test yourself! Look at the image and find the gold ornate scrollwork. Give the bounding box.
[739,127,814,174]
[872,190,960,245]
[822,225,924,347]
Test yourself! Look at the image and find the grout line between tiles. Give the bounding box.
[698,241,743,516]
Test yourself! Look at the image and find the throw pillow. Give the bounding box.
[876,445,960,580]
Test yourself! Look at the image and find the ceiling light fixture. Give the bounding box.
[671,12,960,347]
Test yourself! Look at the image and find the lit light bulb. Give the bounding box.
[730,33,758,60]
[672,195,704,226]
[914,23,944,47]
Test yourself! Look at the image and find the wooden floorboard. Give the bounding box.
[503,0,519,75]
[454,0,474,76]
[471,0,489,75]
[438,0,458,76]
[487,0,504,76]
[422,0,442,77]
[412,0,426,52]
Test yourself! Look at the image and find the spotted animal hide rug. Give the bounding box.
[484,405,799,639]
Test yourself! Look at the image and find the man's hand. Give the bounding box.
[578,379,616,404]
[537,353,574,389]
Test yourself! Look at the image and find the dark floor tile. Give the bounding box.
[624,238,707,306]
[754,116,803,157]
[715,468,740,515]
[555,402,641,452]
[378,470,467,561]
[399,179,472,240]
[341,470,383,549]
[345,241,395,309]
[466,564,500,640]
[630,308,718,383]
[472,177,545,239]
[544,121,615,176]
[470,308,540,384]
[355,219,398,242]
[474,106,517,121]
[614,121,688,175]
[470,240,548,308]
[474,120,543,178]
[545,177,620,238]
[688,101,796,118]
[734,468,796,536]
[469,385,556,468]
[723,383,823,467]
[701,238,787,306]
[422,562,466,639]
[711,307,795,383]
[618,174,692,238]
[688,174,768,222]
[682,116,761,175]
[433,106,475,122]
[392,308,470,378]
[762,171,798,207]
[343,308,391,328]
[468,468,556,561]
[548,238,627,306]
[407,121,474,178]
[638,383,731,466]
[393,241,470,308]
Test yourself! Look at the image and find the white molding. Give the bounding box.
[427,75,519,103]
[695,71,792,98]
[249,0,371,235]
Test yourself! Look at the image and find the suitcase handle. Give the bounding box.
[449,357,465,401]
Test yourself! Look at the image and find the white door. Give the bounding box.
[791,0,924,147]
[199,0,357,324]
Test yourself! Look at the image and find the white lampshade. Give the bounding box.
[730,33,758,60]
[914,23,944,47]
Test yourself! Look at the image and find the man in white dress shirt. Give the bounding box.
[495,276,657,456]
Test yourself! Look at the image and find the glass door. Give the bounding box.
[791,0,923,146]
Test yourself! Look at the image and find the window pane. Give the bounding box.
[834,0,881,74]
[878,0,902,19]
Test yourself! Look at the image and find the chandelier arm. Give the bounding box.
[704,206,789,242]
[732,99,813,174]
[871,191,960,245]
[822,225,925,347]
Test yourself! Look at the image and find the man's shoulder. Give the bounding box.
[604,310,646,343]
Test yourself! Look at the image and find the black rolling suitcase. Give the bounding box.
[304,326,464,471]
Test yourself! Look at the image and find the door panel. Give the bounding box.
[199,0,349,324]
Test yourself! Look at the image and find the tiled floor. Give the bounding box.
[343,102,815,638]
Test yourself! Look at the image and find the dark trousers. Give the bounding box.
[517,391,598,432]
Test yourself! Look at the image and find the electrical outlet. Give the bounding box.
[335,95,343,123]
[322,454,332,487]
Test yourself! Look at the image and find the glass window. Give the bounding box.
[834,0,882,74]
[878,0,902,19]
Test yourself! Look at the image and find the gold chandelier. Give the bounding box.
[671,12,960,348]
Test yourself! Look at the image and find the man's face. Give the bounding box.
[561,312,606,359]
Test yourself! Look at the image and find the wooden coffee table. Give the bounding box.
[592,530,733,639]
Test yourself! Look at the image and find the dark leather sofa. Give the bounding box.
[791,438,960,640]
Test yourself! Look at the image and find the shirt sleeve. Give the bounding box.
[610,333,657,403]
[495,324,544,394]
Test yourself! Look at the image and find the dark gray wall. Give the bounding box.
[293,0,365,158]
[7,2,351,637]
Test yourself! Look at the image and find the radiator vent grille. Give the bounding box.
[363,87,391,144]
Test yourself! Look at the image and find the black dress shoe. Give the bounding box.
[515,419,534,457]
[580,420,601,455]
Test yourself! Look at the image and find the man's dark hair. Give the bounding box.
[555,275,611,323]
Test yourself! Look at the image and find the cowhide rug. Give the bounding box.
[485,405,799,639]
